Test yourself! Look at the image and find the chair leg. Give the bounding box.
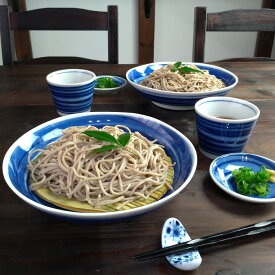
[0,5,13,65]
[193,7,207,63]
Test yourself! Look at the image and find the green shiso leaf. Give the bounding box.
[117,132,131,147]
[171,61,204,74]
[83,130,119,145]
[83,130,131,154]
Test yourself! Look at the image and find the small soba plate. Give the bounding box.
[210,153,275,203]
[126,62,238,110]
[2,112,197,222]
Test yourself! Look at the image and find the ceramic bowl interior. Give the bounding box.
[126,62,238,110]
[46,69,96,87]
[195,96,260,121]
[2,112,197,222]
[94,75,127,95]
[210,153,275,203]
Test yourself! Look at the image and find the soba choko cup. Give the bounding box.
[46,69,96,116]
[195,96,260,159]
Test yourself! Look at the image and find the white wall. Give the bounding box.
[0,0,273,65]
[154,0,264,62]
[24,0,138,64]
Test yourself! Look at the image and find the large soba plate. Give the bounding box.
[2,112,197,222]
[126,62,238,110]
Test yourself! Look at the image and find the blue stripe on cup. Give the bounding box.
[194,97,260,158]
[47,70,96,116]
[196,113,257,157]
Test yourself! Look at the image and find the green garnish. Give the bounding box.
[232,166,271,197]
[172,61,182,69]
[82,130,130,153]
[95,77,118,88]
[171,62,203,74]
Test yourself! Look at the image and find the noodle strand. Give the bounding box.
[28,125,173,208]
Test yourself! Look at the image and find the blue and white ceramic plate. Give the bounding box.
[94,75,126,95]
[2,112,197,222]
[162,218,202,270]
[210,153,275,203]
[126,62,238,110]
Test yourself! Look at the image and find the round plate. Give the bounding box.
[210,153,275,203]
[94,75,126,95]
[2,112,197,222]
[126,62,238,110]
[153,101,195,110]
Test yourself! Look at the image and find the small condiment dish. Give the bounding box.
[210,153,275,203]
[94,75,127,95]
[162,217,202,270]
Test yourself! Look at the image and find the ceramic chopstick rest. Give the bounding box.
[161,217,202,270]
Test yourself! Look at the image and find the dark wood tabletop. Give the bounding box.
[0,62,275,275]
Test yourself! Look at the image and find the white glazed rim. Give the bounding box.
[209,153,275,203]
[194,96,260,123]
[46,69,96,87]
[2,112,197,219]
[126,62,238,97]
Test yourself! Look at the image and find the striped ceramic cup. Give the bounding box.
[46,69,96,116]
[195,97,260,159]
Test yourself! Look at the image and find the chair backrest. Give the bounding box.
[193,7,275,62]
[0,5,118,65]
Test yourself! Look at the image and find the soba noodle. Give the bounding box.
[28,125,173,209]
[140,64,225,92]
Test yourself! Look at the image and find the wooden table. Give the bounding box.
[0,62,275,274]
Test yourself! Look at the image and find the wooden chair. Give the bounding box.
[193,7,275,62]
[0,5,118,65]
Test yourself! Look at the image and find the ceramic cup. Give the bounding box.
[195,96,260,159]
[46,69,96,116]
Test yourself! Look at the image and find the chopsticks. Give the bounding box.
[133,218,275,261]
